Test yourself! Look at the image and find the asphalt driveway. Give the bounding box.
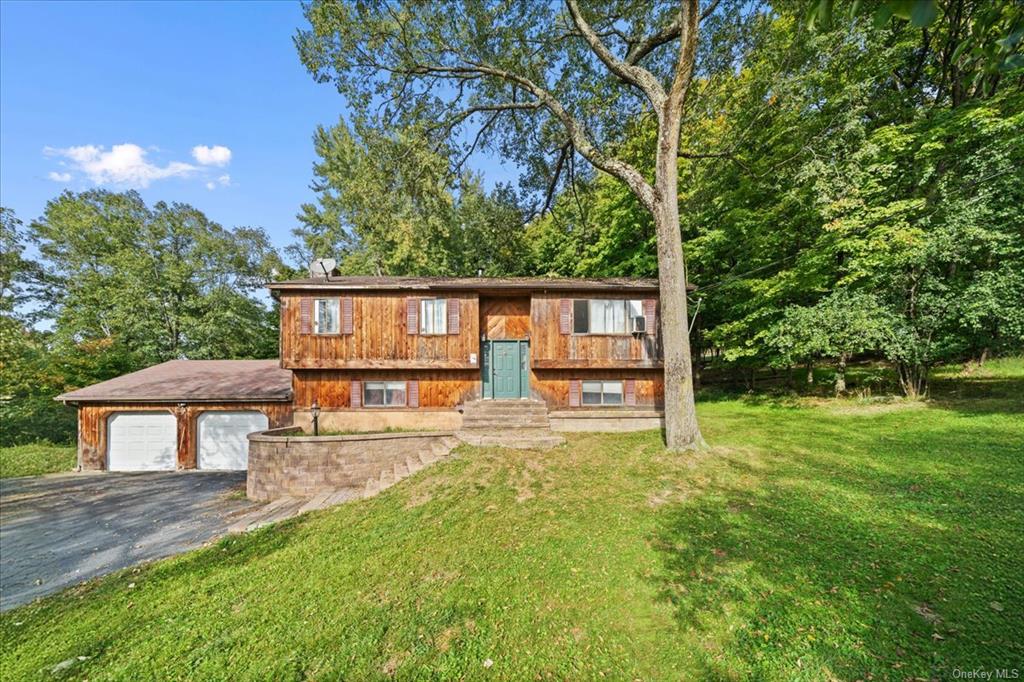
[0,471,257,611]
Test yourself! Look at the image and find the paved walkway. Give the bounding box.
[0,471,257,611]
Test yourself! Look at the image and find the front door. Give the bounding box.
[492,340,520,398]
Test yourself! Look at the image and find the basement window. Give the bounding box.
[420,298,448,335]
[314,298,340,334]
[363,381,407,407]
[581,380,624,406]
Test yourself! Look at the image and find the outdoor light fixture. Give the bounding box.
[310,399,321,436]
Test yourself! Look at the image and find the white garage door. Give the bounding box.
[197,411,268,470]
[107,412,177,471]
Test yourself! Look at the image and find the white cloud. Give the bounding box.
[205,174,232,191]
[44,144,196,188]
[191,145,232,167]
[47,171,72,182]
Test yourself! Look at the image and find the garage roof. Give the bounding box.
[56,360,292,404]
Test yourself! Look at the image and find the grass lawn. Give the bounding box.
[0,442,76,479]
[2,363,1022,680]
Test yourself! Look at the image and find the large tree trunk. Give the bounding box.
[835,353,848,395]
[653,116,704,451]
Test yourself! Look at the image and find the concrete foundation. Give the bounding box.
[548,409,665,433]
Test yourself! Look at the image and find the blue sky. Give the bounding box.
[0,1,512,255]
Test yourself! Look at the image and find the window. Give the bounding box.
[581,380,624,406]
[573,299,642,334]
[314,298,339,334]
[420,298,448,335]
[363,381,407,407]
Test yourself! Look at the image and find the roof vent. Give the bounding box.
[308,258,339,279]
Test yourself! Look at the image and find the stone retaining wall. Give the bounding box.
[247,427,454,501]
[548,409,665,433]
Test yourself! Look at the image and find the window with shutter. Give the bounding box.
[447,298,460,335]
[643,299,656,336]
[341,297,353,334]
[568,379,581,407]
[406,298,418,335]
[559,299,572,334]
[299,298,312,334]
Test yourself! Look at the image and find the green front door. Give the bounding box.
[492,340,520,398]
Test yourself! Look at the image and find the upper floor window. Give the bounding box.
[573,299,643,334]
[420,298,448,335]
[314,298,339,334]
[364,381,407,407]
[582,380,624,405]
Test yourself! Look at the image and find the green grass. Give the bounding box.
[2,370,1022,680]
[0,442,76,479]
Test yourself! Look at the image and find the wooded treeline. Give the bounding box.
[2,0,1021,445]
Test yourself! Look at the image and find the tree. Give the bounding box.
[295,0,741,450]
[30,190,283,368]
[290,119,531,276]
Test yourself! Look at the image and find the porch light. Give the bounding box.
[310,399,321,436]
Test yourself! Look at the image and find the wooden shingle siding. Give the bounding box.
[531,292,662,368]
[481,297,530,339]
[280,292,479,369]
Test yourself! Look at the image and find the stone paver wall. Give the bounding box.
[247,428,454,501]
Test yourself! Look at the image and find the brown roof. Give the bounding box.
[56,360,292,404]
[266,276,686,293]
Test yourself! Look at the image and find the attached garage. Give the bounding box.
[57,360,294,471]
[197,411,268,470]
[107,412,178,471]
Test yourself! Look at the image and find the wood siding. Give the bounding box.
[77,402,293,471]
[530,292,662,368]
[481,296,531,339]
[292,369,479,409]
[280,291,480,369]
[531,369,664,408]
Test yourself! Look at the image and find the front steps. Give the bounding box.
[456,399,565,450]
[229,434,461,533]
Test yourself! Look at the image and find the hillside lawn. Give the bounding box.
[1,359,1021,680]
[0,443,76,479]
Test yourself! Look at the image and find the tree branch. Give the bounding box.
[625,0,720,65]
[565,0,665,106]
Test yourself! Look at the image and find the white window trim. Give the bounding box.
[363,380,408,408]
[419,298,448,335]
[314,298,340,335]
[573,299,642,335]
[581,379,625,406]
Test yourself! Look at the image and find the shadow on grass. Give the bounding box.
[929,376,1024,415]
[649,415,1024,680]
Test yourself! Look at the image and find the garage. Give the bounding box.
[107,412,178,471]
[198,411,268,470]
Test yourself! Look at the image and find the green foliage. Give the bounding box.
[0,443,76,478]
[291,120,532,276]
[2,373,1021,678]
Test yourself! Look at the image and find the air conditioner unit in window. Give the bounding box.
[631,315,646,334]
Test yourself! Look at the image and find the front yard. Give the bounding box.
[0,443,76,479]
[1,362,1021,680]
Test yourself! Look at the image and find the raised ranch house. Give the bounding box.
[58,276,680,478]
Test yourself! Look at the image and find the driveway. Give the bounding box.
[0,471,257,611]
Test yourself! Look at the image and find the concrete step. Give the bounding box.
[455,429,564,451]
[379,468,395,487]
[463,405,549,416]
[298,491,334,514]
[228,496,296,533]
[364,477,380,497]
[405,456,423,475]
[393,461,410,480]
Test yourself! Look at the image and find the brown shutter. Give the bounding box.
[299,297,312,334]
[407,380,419,407]
[624,379,637,406]
[350,380,362,408]
[406,298,418,335]
[643,299,656,336]
[568,379,581,407]
[341,297,353,334]
[559,299,572,334]
[447,298,460,335]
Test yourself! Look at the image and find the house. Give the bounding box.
[59,276,677,472]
